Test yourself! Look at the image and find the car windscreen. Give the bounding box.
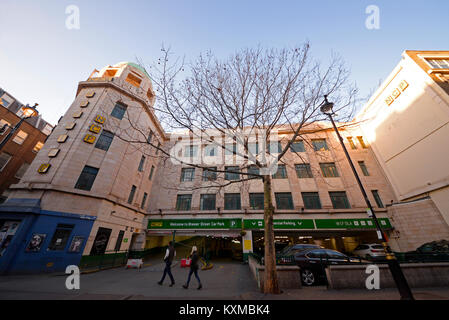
[372,245,383,249]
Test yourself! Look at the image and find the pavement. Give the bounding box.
[0,258,448,300]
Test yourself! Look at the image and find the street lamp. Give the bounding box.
[320,95,414,300]
[0,103,39,151]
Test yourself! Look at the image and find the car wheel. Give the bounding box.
[301,269,316,286]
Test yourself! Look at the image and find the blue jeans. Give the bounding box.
[186,267,201,286]
[160,261,175,284]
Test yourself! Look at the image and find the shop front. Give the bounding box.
[0,198,96,274]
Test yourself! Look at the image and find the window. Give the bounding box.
[95,130,114,151]
[327,250,348,260]
[426,58,449,69]
[138,155,145,172]
[0,119,11,135]
[347,137,357,150]
[224,193,241,210]
[200,194,216,210]
[247,165,260,178]
[269,141,282,154]
[0,152,12,171]
[185,145,198,157]
[48,224,74,251]
[114,230,125,252]
[111,102,127,120]
[149,165,155,180]
[358,161,370,176]
[275,193,294,210]
[295,164,313,178]
[372,190,384,208]
[272,164,288,179]
[15,162,30,179]
[225,166,240,180]
[156,142,161,155]
[204,145,216,157]
[0,95,11,107]
[320,163,339,177]
[128,185,137,204]
[312,139,328,151]
[249,193,264,210]
[125,72,142,87]
[181,168,195,182]
[302,192,322,209]
[12,130,28,145]
[147,130,153,144]
[202,167,217,181]
[357,136,367,149]
[176,194,192,211]
[329,191,351,209]
[74,165,99,191]
[225,143,237,155]
[141,192,148,209]
[290,141,305,153]
[248,142,259,155]
[33,141,44,153]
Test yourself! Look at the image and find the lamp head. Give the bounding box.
[320,95,334,115]
[21,103,39,118]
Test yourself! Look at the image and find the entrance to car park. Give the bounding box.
[252,230,383,256]
[144,232,243,263]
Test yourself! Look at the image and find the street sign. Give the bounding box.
[314,218,392,229]
[147,218,242,230]
[243,219,315,230]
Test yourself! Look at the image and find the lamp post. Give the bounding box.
[320,95,414,300]
[0,103,39,151]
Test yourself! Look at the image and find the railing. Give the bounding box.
[78,250,129,272]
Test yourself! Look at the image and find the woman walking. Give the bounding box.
[182,246,202,290]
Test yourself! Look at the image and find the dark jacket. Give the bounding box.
[164,245,175,263]
[190,251,199,270]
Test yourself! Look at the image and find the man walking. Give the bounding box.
[158,241,176,287]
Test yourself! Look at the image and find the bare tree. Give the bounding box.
[113,43,357,294]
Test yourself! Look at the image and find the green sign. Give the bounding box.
[243,219,315,230]
[148,218,242,230]
[314,218,392,229]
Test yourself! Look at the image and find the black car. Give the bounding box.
[294,248,366,286]
[397,240,449,262]
[276,244,323,265]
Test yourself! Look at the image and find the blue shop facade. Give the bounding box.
[0,198,96,274]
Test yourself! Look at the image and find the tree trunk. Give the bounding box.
[263,175,280,294]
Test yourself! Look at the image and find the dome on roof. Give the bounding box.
[114,61,150,78]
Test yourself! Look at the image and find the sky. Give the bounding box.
[0,0,448,125]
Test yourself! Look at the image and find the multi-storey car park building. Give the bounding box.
[1,50,448,274]
[145,123,396,261]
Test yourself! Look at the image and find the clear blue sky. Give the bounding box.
[1,0,448,125]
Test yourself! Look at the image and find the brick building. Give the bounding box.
[0,88,52,202]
